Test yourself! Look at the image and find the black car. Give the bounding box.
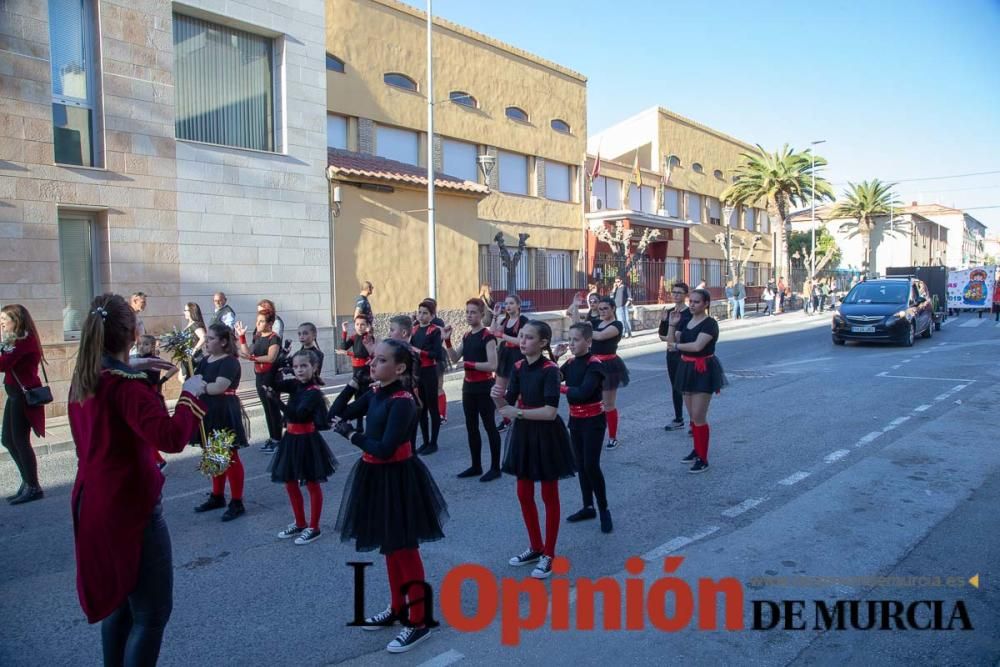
[831,278,934,346]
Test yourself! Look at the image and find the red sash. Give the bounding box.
[592,353,618,362]
[351,357,368,368]
[465,369,493,383]
[569,402,603,418]
[681,354,712,374]
[287,422,316,435]
[254,361,273,374]
[362,441,413,464]
[223,388,238,396]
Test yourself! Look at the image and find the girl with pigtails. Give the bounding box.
[330,339,449,654]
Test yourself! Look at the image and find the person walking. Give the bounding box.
[762,284,774,316]
[659,283,692,432]
[1,304,47,504]
[776,277,787,314]
[733,279,746,320]
[355,281,374,321]
[210,292,237,329]
[611,277,633,338]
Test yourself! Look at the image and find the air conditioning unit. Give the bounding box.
[591,196,604,211]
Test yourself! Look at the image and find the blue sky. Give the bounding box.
[429,0,1000,232]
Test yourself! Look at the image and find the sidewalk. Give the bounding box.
[5,308,807,462]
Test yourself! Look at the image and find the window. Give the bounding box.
[505,106,529,123]
[327,114,348,149]
[744,207,756,231]
[641,185,655,212]
[49,0,100,166]
[667,155,681,169]
[714,169,724,179]
[450,91,477,108]
[498,151,529,195]
[326,53,345,73]
[663,187,679,216]
[687,193,702,223]
[730,205,741,229]
[692,162,704,174]
[706,259,723,286]
[442,138,478,182]
[384,73,418,91]
[376,125,419,165]
[708,197,721,225]
[58,213,97,340]
[544,250,573,288]
[759,210,769,234]
[545,161,572,201]
[689,259,703,288]
[592,176,622,210]
[480,245,530,291]
[174,14,275,151]
[551,119,571,134]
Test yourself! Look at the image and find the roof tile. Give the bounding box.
[327,148,489,194]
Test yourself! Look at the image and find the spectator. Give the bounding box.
[803,278,814,315]
[733,279,746,320]
[128,292,147,355]
[611,277,633,338]
[211,292,237,329]
[257,299,284,341]
[777,276,787,313]
[725,281,735,319]
[762,284,774,316]
[478,283,494,327]
[354,281,374,321]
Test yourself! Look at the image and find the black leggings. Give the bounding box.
[417,367,441,447]
[665,354,684,422]
[101,504,173,667]
[570,417,608,511]
[462,387,501,470]
[255,372,282,441]
[2,385,39,487]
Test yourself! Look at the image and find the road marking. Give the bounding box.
[768,356,834,368]
[824,449,850,463]
[642,525,720,561]
[856,431,882,446]
[891,365,901,369]
[883,416,911,432]
[914,404,931,412]
[778,471,810,486]
[418,650,465,667]
[876,373,977,382]
[721,497,768,518]
[959,318,987,328]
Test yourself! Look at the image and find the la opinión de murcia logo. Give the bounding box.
[347,557,975,645]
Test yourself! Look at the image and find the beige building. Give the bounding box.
[324,0,587,317]
[585,107,774,299]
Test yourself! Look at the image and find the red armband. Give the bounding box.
[559,385,569,394]
[239,334,247,345]
[445,338,453,348]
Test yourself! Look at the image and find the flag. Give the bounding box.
[589,151,601,194]
[631,152,642,190]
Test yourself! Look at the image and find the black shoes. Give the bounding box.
[509,548,542,566]
[260,439,278,453]
[688,458,709,474]
[221,499,245,521]
[194,494,226,512]
[664,419,685,431]
[567,506,597,523]
[9,485,43,505]
[600,508,613,533]
[386,626,432,654]
[6,483,25,502]
[605,438,620,450]
[457,466,483,478]
[417,443,438,456]
[479,468,501,482]
[681,449,698,464]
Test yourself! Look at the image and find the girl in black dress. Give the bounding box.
[411,300,444,455]
[192,324,250,521]
[443,298,501,482]
[491,320,575,580]
[591,297,630,450]
[666,289,727,473]
[267,349,338,544]
[557,322,612,533]
[331,339,448,654]
[235,312,282,451]
[491,295,529,432]
[339,314,374,429]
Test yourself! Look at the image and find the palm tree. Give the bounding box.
[722,144,834,279]
[832,180,901,278]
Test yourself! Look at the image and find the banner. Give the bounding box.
[947,266,996,310]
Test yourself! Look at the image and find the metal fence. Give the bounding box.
[479,247,587,312]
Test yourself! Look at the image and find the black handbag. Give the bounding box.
[11,363,53,407]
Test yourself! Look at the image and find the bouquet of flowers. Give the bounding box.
[158,327,206,443]
[0,331,16,354]
[198,429,235,478]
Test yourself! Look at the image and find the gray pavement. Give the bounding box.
[1,312,998,666]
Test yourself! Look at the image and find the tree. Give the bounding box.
[713,227,762,283]
[788,228,842,276]
[832,179,901,278]
[590,221,660,281]
[494,232,529,296]
[722,144,835,278]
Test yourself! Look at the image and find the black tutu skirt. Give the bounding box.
[501,416,576,481]
[674,356,728,394]
[336,456,449,554]
[191,395,249,447]
[496,345,523,379]
[596,355,630,389]
[268,433,338,483]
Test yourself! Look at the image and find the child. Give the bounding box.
[557,323,612,533]
[591,297,630,450]
[339,316,373,429]
[331,339,448,654]
[191,324,250,520]
[411,300,444,455]
[415,297,449,424]
[132,334,177,471]
[491,320,575,579]
[491,295,529,433]
[267,349,338,545]
[297,322,325,375]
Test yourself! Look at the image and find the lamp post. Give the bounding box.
[809,140,826,282]
[723,204,735,281]
[426,0,436,299]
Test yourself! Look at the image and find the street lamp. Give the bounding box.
[426,0,437,299]
[477,153,496,184]
[809,139,826,282]
[722,204,735,280]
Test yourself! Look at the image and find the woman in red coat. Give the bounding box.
[68,294,207,666]
[0,304,46,504]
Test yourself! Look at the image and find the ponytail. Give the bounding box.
[382,338,422,408]
[69,294,135,403]
[525,320,556,362]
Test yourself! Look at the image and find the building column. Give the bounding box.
[683,227,691,284]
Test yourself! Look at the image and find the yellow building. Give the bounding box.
[325,0,587,318]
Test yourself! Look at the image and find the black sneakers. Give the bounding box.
[8,485,43,505]
[457,466,483,478]
[681,450,698,464]
[567,507,597,523]
[361,606,396,631]
[479,468,501,482]
[599,509,613,533]
[221,499,245,522]
[194,494,226,512]
[531,555,554,579]
[386,626,432,653]
[509,548,542,566]
[664,419,685,431]
[605,438,620,451]
[294,527,321,545]
[688,458,709,474]
[261,439,278,454]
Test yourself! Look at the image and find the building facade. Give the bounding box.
[1,0,329,416]
[324,0,587,317]
[900,204,986,269]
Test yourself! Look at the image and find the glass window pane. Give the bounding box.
[551,119,571,133]
[545,161,571,201]
[664,188,679,216]
[498,151,528,195]
[48,0,90,101]
[326,53,345,73]
[443,139,478,182]
[384,73,417,91]
[52,103,93,166]
[450,91,476,108]
[173,14,274,151]
[641,185,655,212]
[505,107,529,122]
[687,193,702,222]
[376,125,418,165]
[58,216,94,338]
[327,114,347,149]
[745,207,755,230]
[605,177,622,209]
[627,184,640,210]
[760,210,770,234]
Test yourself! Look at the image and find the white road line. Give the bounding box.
[887,416,911,428]
[934,392,950,401]
[418,650,465,667]
[721,497,768,518]
[768,356,834,368]
[641,525,720,561]
[778,471,811,486]
[891,365,901,369]
[959,318,987,328]
[856,431,882,446]
[876,373,977,382]
[900,359,912,363]
[914,404,932,412]
[953,384,969,391]
[824,449,850,463]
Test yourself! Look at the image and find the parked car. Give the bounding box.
[831,278,934,347]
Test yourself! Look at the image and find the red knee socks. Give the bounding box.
[385,548,427,625]
[306,481,323,529]
[540,480,560,557]
[227,451,244,501]
[516,479,560,556]
[211,473,226,497]
[516,479,543,552]
[606,409,620,439]
[438,392,447,420]
[285,482,306,527]
[692,423,710,462]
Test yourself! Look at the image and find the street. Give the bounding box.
[2,313,999,666]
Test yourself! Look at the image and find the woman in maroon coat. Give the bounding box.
[0,304,46,504]
[68,294,207,665]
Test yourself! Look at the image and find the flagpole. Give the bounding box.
[426,0,437,299]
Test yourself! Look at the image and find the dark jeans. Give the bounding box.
[417,367,441,447]
[665,353,684,422]
[463,388,501,470]
[101,504,173,667]
[3,384,39,487]
[255,372,282,441]
[570,417,608,511]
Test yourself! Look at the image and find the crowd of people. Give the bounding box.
[0,277,728,659]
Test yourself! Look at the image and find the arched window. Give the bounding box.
[714,169,724,180]
[505,106,529,123]
[551,118,571,134]
[692,162,704,174]
[384,72,418,92]
[666,155,681,169]
[325,53,345,73]
[449,91,477,108]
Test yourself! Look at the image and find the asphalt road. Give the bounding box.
[1,311,998,666]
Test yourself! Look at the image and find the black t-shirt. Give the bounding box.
[590,321,623,355]
[501,314,529,347]
[461,327,495,393]
[355,295,372,319]
[659,307,693,357]
[679,317,719,357]
[505,356,561,409]
[560,353,604,406]
[196,355,242,387]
